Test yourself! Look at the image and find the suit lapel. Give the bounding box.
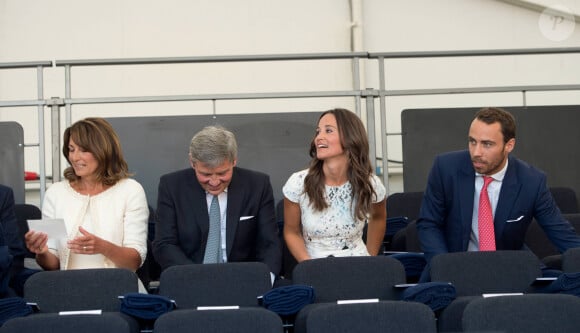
[494,158,520,245]
[458,165,475,250]
[186,169,211,235]
[225,168,243,257]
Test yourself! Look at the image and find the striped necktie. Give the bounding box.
[203,195,222,263]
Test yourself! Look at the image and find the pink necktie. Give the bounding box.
[478,176,496,251]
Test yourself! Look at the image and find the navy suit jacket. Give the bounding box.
[0,185,26,270]
[152,167,282,275]
[417,150,580,263]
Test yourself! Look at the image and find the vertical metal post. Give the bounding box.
[377,56,390,193]
[48,98,64,183]
[364,89,377,173]
[65,65,72,127]
[352,56,361,116]
[212,99,217,119]
[36,66,46,205]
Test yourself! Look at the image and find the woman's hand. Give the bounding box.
[68,226,105,255]
[26,229,60,270]
[24,230,49,254]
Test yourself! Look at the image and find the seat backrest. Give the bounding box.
[275,199,284,236]
[275,199,298,279]
[136,206,161,291]
[389,227,407,252]
[563,247,580,272]
[153,307,283,333]
[564,212,580,232]
[404,220,422,252]
[291,256,406,302]
[525,218,559,259]
[462,294,580,333]
[549,186,580,214]
[23,268,139,312]
[305,301,436,333]
[525,213,580,260]
[13,204,42,258]
[157,262,272,308]
[386,192,424,221]
[387,220,422,252]
[430,251,542,297]
[13,203,42,235]
[1,312,136,333]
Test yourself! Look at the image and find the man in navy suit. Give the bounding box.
[1,184,39,297]
[417,107,580,272]
[153,126,282,280]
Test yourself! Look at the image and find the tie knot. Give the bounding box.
[482,176,493,189]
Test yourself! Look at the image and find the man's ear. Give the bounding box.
[505,138,515,153]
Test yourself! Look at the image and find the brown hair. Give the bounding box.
[474,107,516,143]
[304,108,376,221]
[62,117,131,185]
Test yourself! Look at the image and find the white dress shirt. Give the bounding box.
[468,160,508,251]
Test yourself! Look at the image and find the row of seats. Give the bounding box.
[4,293,580,333]
[2,250,580,332]
[8,187,580,332]
[14,186,579,285]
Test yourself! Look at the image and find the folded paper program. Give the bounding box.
[261,285,315,316]
[119,293,176,320]
[402,281,456,311]
[0,297,33,325]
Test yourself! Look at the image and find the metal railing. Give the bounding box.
[368,47,580,189]
[2,47,580,202]
[0,61,52,201]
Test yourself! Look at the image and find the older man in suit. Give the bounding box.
[153,126,282,281]
[417,107,580,278]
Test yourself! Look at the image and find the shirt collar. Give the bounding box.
[206,188,228,197]
[475,157,509,182]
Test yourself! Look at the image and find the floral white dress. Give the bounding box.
[282,169,386,259]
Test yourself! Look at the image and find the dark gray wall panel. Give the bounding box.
[107,112,320,209]
[402,105,580,207]
[0,121,25,203]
